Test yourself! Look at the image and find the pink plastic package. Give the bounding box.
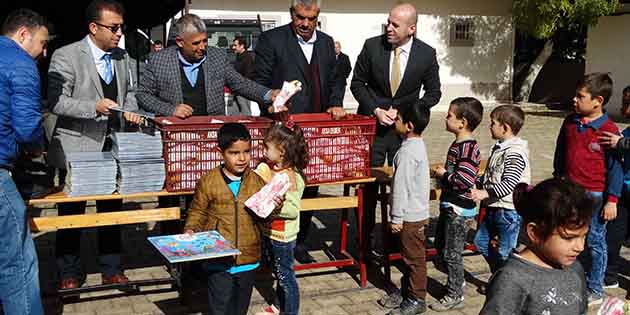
[245,172,291,218]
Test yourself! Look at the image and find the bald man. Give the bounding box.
[351,3,441,315]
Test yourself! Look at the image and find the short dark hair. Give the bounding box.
[490,105,525,135]
[514,178,594,241]
[153,40,163,46]
[1,8,47,36]
[233,36,248,49]
[400,102,430,135]
[577,72,613,106]
[218,123,251,150]
[450,97,483,131]
[85,0,125,24]
[623,85,630,94]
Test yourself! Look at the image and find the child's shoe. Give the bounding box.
[588,291,604,307]
[255,304,280,315]
[388,297,426,315]
[379,291,403,309]
[429,295,465,312]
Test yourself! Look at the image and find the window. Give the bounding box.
[450,18,474,47]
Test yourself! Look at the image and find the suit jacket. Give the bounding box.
[234,50,255,80]
[136,46,269,117]
[351,35,441,116]
[47,36,138,169]
[335,52,352,85]
[255,24,342,114]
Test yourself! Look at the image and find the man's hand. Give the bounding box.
[173,104,193,119]
[602,202,618,221]
[471,189,489,203]
[374,107,398,126]
[433,166,446,178]
[327,106,346,120]
[123,112,143,125]
[96,98,118,115]
[599,131,622,149]
[391,223,403,234]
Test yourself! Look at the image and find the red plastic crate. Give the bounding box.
[289,113,376,184]
[155,116,273,192]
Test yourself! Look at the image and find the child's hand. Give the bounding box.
[602,202,618,221]
[432,166,446,178]
[471,189,489,203]
[272,195,285,209]
[599,131,622,149]
[182,229,195,238]
[390,223,403,234]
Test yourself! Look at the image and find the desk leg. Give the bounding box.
[380,183,392,284]
[356,185,367,288]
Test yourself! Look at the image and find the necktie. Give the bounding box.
[390,47,401,96]
[102,54,113,84]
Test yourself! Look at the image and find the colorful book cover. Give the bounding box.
[148,231,240,263]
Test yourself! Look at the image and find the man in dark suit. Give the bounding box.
[350,4,441,304]
[136,14,277,118]
[334,41,352,104]
[230,36,255,115]
[254,0,344,263]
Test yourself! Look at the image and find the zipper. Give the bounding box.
[234,197,239,250]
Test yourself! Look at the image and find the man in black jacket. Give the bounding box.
[230,36,255,114]
[255,0,344,263]
[334,41,352,104]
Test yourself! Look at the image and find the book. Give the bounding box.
[147,231,240,263]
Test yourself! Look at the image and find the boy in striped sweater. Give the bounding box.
[430,97,483,312]
[472,105,531,276]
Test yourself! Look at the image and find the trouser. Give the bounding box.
[581,192,607,295]
[605,196,628,284]
[0,169,44,314]
[207,268,257,315]
[434,208,471,298]
[474,207,522,273]
[265,239,299,315]
[400,220,427,300]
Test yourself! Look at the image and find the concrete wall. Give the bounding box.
[586,14,630,119]
[186,0,514,110]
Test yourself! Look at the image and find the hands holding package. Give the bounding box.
[267,80,347,120]
[96,98,144,125]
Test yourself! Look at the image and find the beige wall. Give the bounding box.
[586,14,630,119]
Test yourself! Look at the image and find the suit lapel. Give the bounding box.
[80,37,104,98]
[112,51,126,105]
[397,38,416,96]
[287,26,307,78]
[170,49,184,104]
[382,40,392,97]
[314,34,325,94]
[201,53,214,114]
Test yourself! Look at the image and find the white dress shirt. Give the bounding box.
[296,31,318,64]
[389,38,413,84]
[87,36,115,82]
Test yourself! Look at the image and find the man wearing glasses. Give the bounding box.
[254,0,344,265]
[47,0,142,290]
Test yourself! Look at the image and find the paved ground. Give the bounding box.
[32,104,630,314]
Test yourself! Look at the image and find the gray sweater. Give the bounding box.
[480,254,587,315]
[389,137,430,224]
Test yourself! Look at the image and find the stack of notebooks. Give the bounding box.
[65,152,117,197]
[112,132,165,194]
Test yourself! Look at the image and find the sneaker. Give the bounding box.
[379,291,403,309]
[388,297,426,315]
[255,305,280,315]
[429,295,465,312]
[603,280,620,289]
[588,292,604,307]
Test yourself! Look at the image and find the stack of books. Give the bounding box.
[65,152,117,197]
[112,132,165,194]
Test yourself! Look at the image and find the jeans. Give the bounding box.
[0,169,43,314]
[266,239,299,315]
[583,192,607,295]
[605,195,628,284]
[474,207,521,273]
[207,268,257,315]
[434,208,471,298]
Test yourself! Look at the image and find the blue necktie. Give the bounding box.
[102,54,113,84]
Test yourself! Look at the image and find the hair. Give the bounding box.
[513,178,594,241]
[490,105,525,135]
[85,0,125,24]
[233,36,248,49]
[623,85,630,95]
[291,0,322,9]
[173,14,206,38]
[1,8,47,36]
[218,123,251,151]
[577,72,613,106]
[264,122,309,174]
[400,102,430,135]
[153,39,163,46]
[450,97,483,131]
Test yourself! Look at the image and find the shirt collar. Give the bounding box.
[296,31,317,45]
[571,111,609,130]
[87,35,110,60]
[177,50,206,68]
[493,137,519,151]
[395,37,413,54]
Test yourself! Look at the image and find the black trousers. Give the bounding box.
[297,187,319,245]
[605,196,628,283]
[207,269,257,315]
[56,199,123,279]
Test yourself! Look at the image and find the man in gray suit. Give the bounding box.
[137,14,278,118]
[47,0,142,290]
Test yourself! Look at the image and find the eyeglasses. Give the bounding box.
[94,22,125,34]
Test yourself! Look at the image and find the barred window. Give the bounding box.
[450,18,474,47]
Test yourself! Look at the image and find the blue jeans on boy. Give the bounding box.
[584,192,607,296]
[266,239,299,315]
[0,169,44,314]
[474,207,522,273]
